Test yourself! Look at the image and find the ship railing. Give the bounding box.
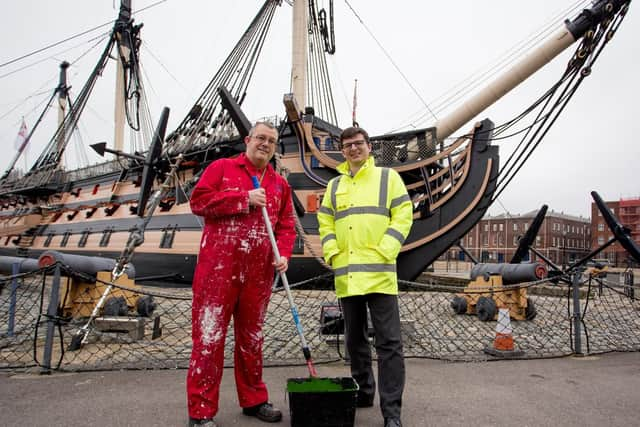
[62,159,125,182]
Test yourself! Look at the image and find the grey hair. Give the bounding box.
[249,121,277,137]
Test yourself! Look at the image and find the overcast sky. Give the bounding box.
[1,0,638,218]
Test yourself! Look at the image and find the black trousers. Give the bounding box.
[340,293,404,419]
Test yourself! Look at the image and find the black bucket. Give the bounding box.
[287,376,358,427]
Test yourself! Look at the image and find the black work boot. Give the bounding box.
[187,417,219,427]
[384,417,402,427]
[356,392,374,408]
[242,402,283,423]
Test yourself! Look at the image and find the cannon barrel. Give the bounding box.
[37,251,136,279]
[470,262,547,285]
[0,256,40,274]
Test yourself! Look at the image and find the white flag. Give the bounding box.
[14,118,29,152]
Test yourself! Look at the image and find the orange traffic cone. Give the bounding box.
[484,308,524,358]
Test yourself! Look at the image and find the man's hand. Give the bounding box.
[273,256,288,273]
[248,188,266,207]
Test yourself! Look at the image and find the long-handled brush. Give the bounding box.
[252,176,317,377]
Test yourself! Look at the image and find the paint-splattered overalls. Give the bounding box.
[186,154,296,420]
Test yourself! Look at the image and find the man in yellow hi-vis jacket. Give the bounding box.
[318,126,413,427]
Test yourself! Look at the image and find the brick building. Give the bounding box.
[449,208,591,266]
[591,196,640,266]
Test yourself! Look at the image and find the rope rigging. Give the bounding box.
[165,0,341,152]
[489,2,630,203]
[387,0,592,135]
[24,6,151,178]
[307,0,338,124]
[318,4,335,55]
[166,0,280,154]
[117,20,144,132]
[0,0,168,73]
[342,0,437,125]
[29,36,118,173]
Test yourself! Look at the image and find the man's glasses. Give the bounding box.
[341,140,367,150]
[251,134,278,145]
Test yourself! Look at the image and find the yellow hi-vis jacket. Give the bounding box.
[318,156,413,298]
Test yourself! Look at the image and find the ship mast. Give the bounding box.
[113,0,132,153]
[291,0,308,112]
[56,61,70,169]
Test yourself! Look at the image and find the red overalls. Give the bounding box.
[186,154,296,419]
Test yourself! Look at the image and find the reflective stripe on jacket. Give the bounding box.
[318,156,413,297]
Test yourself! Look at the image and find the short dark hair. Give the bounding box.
[340,126,369,144]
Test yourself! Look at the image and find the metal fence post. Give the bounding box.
[41,265,62,374]
[625,270,634,300]
[7,262,19,337]
[572,271,583,355]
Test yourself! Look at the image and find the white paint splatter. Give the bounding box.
[238,329,263,356]
[200,305,223,346]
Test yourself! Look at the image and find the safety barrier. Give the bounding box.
[1,263,639,372]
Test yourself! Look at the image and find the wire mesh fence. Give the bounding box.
[1,263,638,373]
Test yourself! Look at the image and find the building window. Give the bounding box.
[499,224,504,232]
[598,223,604,231]
[493,224,497,232]
[484,224,489,232]
[482,235,488,246]
[598,236,605,245]
[513,223,518,232]
[524,223,529,231]
[552,237,556,247]
[535,236,541,246]
[468,236,473,246]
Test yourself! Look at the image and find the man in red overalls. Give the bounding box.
[187,121,296,426]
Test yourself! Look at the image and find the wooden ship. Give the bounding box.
[0,0,633,285]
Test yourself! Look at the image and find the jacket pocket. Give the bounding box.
[335,192,350,213]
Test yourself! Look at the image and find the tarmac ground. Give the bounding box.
[1,351,639,427]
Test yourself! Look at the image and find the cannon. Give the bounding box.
[0,256,40,274]
[469,262,548,285]
[37,250,136,278]
[36,251,155,319]
[450,262,546,321]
